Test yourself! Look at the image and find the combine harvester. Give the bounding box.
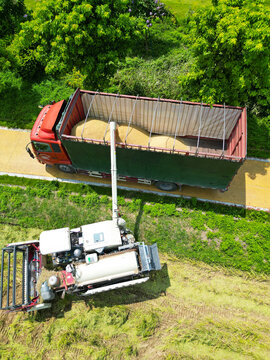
[27,89,247,191]
[0,122,161,312]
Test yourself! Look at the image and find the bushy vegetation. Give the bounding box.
[108,23,192,98]
[11,0,143,88]
[0,77,73,129]
[0,0,26,38]
[180,0,270,112]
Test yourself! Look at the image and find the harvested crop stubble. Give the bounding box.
[71,118,188,150]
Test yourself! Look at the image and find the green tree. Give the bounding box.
[180,0,270,113]
[0,0,26,70]
[11,0,142,88]
[0,0,26,38]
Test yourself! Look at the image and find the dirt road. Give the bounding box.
[0,128,269,211]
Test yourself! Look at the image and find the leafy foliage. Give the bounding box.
[180,0,270,113]
[0,0,26,38]
[0,77,73,128]
[12,0,142,88]
[128,0,170,25]
[108,20,192,98]
[0,0,26,84]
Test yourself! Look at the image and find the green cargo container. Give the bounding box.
[61,139,242,190]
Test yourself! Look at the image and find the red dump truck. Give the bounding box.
[27,88,247,191]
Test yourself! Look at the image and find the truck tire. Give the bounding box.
[219,187,228,193]
[57,164,76,174]
[155,181,178,191]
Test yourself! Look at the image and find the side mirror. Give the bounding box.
[27,147,35,159]
[26,143,35,159]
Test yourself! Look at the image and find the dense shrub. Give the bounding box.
[128,0,170,24]
[11,0,142,87]
[0,0,26,38]
[180,0,270,114]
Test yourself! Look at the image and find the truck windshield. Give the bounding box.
[33,142,52,152]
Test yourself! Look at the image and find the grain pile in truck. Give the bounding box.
[71,118,120,142]
[71,118,188,151]
[28,89,247,191]
[149,135,188,152]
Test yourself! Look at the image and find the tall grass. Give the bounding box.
[163,0,211,21]
[0,179,269,274]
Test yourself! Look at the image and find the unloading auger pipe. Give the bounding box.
[110,121,118,226]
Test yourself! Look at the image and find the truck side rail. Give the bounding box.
[60,134,244,161]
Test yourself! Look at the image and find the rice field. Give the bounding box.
[0,224,269,359]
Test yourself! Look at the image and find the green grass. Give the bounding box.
[163,0,211,21]
[0,177,269,274]
[0,76,74,129]
[0,224,270,359]
[0,176,269,359]
[108,22,192,99]
[247,114,270,158]
[163,0,270,21]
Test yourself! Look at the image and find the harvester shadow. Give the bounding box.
[84,263,170,310]
[33,263,170,321]
[134,199,144,241]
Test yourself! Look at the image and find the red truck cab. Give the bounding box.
[30,100,71,166]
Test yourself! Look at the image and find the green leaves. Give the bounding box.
[11,0,141,88]
[181,0,270,113]
[0,0,26,38]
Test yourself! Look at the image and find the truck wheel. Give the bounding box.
[219,187,228,193]
[57,164,76,174]
[155,181,178,191]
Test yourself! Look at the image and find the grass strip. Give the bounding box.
[0,178,269,274]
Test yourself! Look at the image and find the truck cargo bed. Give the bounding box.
[56,89,247,189]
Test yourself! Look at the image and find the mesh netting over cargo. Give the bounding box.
[81,93,242,141]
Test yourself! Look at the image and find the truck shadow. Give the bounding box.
[33,263,170,321]
[223,159,270,210]
[245,159,269,180]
